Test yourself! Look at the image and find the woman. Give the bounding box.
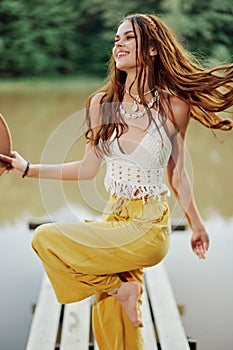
[1,13,232,350]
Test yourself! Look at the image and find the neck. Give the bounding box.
[125,74,152,96]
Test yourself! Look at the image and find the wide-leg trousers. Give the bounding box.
[32,195,171,350]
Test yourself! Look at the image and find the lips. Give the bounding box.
[116,50,129,59]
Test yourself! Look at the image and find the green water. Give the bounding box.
[0,79,232,223]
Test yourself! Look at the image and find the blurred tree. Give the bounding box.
[0,0,78,76]
[70,0,108,76]
[0,0,30,75]
[163,0,233,66]
[0,0,232,77]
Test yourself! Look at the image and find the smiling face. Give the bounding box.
[112,18,157,76]
[112,20,139,72]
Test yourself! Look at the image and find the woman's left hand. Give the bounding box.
[0,151,28,176]
[191,229,210,259]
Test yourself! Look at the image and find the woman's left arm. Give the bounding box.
[166,97,210,259]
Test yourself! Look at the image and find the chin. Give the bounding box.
[116,67,127,72]
[115,60,137,72]
[115,62,126,70]
[115,63,133,73]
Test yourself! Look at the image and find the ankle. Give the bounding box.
[107,287,120,296]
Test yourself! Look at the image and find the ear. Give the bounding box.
[149,46,157,57]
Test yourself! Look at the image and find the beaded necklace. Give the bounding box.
[120,89,159,119]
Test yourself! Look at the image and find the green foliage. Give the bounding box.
[166,0,233,66]
[0,0,232,78]
[0,0,78,76]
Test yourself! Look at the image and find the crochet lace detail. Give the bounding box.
[104,161,170,200]
[103,119,172,200]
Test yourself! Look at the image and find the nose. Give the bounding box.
[115,38,125,47]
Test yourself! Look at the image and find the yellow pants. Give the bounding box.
[32,195,171,350]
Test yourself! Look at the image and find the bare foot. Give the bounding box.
[108,282,143,327]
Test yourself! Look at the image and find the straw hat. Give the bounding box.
[0,114,12,176]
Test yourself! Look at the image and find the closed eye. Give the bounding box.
[126,35,135,40]
[114,30,135,44]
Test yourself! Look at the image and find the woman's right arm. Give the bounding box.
[29,141,102,180]
[0,93,104,181]
[0,143,102,180]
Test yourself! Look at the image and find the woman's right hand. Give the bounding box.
[0,151,28,176]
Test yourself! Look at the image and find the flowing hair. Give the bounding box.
[85,13,233,156]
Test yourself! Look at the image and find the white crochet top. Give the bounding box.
[103,113,172,200]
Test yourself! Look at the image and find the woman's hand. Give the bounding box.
[191,228,210,259]
[0,151,28,176]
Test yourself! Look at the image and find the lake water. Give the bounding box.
[0,80,232,350]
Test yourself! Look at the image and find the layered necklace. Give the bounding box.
[120,87,159,119]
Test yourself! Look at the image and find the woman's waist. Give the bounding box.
[104,176,170,200]
[103,192,170,227]
[111,191,169,204]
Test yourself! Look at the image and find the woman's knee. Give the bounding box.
[32,223,54,251]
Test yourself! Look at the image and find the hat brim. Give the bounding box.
[0,114,12,176]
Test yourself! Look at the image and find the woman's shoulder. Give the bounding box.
[89,91,106,106]
[161,92,190,133]
[87,92,106,129]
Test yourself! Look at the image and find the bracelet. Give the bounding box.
[22,161,30,178]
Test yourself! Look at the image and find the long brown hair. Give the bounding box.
[86,13,233,156]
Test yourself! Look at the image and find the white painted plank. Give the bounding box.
[145,263,190,350]
[26,274,61,350]
[94,339,100,350]
[141,284,159,350]
[60,297,91,350]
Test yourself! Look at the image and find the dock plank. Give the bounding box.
[145,263,190,350]
[26,275,61,350]
[60,298,91,350]
[94,339,100,350]
[141,284,159,350]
